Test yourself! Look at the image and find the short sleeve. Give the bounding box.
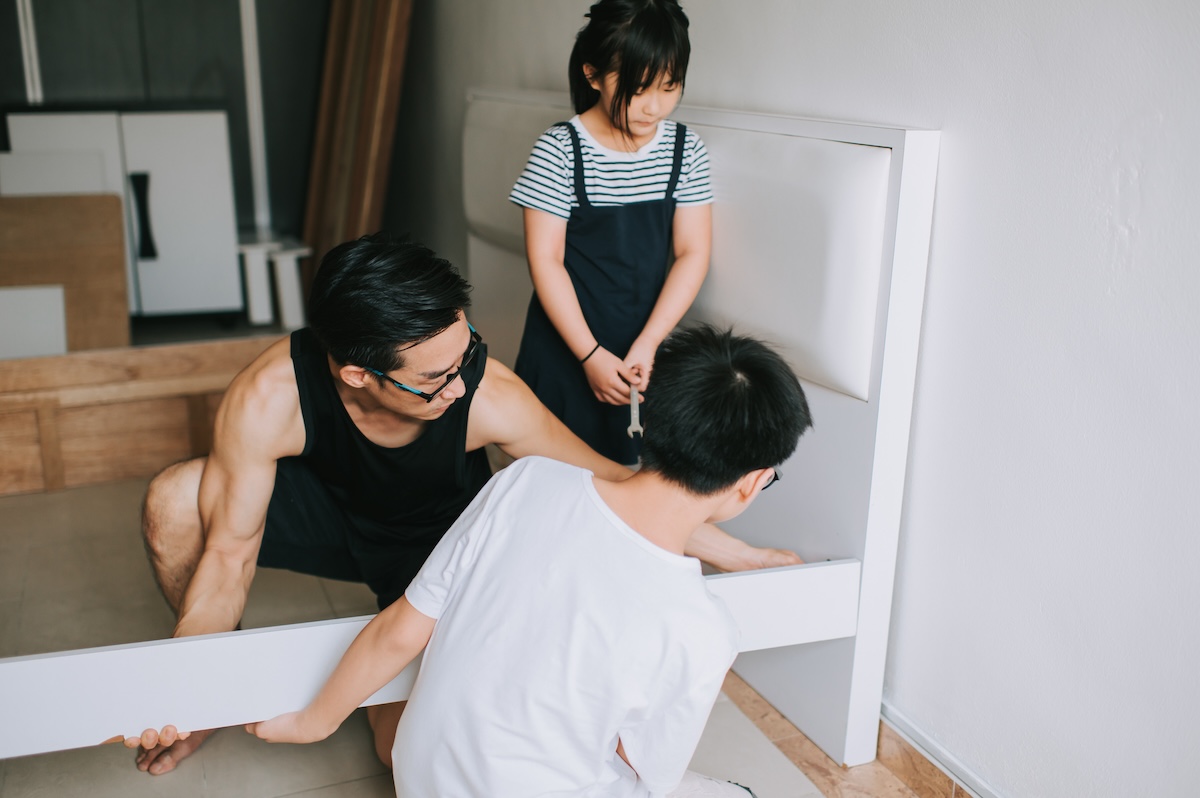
[618,627,737,793]
[404,470,503,619]
[509,127,574,219]
[673,128,713,206]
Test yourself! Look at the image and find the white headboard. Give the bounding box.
[463,87,939,767]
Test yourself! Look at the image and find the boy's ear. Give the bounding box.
[738,468,776,501]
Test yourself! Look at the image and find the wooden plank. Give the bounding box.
[0,409,44,494]
[58,398,192,488]
[186,394,211,457]
[0,335,278,394]
[0,560,860,760]
[34,402,64,491]
[0,195,129,351]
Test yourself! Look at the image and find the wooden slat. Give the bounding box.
[58,398,193,488]
[302,0,413,291]
[34,403,65,491]
[0,410,44,494]
[0,560,861,760]
[0,336,276,497]
[0,336,279,394]
[0,195,129,351]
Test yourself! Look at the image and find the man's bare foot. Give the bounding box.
[135,727,214,775]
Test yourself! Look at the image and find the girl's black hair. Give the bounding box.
[640,324,813,496]
[568,0,691,134]
[307,232,472,372]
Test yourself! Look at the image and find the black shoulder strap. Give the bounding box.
[557,121,591,208]
[665,122,687,199]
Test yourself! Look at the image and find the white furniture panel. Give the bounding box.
[6,112,139,311]
[120,112,242,314]
[0,285,67,359]
[462,88,939,766]
[6,110,244,316]
[0,150,105,194]
[689,126,890,401]
[461,90,893,401]
[0,562,857,760]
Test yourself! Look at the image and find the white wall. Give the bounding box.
[386,2,1200,796]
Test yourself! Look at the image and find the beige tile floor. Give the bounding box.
[0,478,822,798]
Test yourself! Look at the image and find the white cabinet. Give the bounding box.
[3,111,243,315]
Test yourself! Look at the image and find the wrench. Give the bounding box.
[627,385,643,438]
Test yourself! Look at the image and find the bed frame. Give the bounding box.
[0,89,938,767]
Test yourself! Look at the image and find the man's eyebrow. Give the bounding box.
[417,365,452,380]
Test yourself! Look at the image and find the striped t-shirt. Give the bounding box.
[509,116,713,219]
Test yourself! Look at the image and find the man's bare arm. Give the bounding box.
[467,357,631,481]
[175,345,306,637]
[468,359,801,570]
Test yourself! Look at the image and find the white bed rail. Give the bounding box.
[0,560,859,760]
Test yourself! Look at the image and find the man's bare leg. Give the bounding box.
[135,457,217,774]
[142,457,208,613]
[367,702,407,768]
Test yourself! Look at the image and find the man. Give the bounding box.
[248,324,813,797]
[130,234,798,775]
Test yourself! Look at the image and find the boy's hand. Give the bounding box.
[245,710,330,744]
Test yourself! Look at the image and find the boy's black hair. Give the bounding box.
[640,324,813,496]
[568,0,691,134]
[307,232,472,372]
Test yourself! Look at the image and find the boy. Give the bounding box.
[247,324,813,797]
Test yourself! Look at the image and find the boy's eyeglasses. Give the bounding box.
[366,325,482,403]
[761,469,781,491]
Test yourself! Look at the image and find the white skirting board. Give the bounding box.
[0,560,860,761]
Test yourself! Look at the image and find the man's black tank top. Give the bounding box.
[289,328,492,548]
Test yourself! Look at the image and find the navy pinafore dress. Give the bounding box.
[514,121,688,465]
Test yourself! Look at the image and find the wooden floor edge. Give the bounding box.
[721,670,975,798]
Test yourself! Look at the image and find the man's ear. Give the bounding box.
[339,364,374,389]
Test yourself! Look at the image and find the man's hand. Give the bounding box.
[685,522,803,572]
[123,725,190,751]
[245,710,331,745]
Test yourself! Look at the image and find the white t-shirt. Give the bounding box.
[394,457,739,798]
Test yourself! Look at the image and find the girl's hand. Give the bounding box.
[245,710,330,745]
[623,338,658,393]
[582,347,638,405]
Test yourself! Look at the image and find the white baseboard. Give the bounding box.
[880,701,1005,798]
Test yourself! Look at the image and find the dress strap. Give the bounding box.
[665,123,688,199]
[556,121,591,208]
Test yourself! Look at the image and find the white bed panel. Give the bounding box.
[463,89,939,767]
[462,89,892,401]
[0,562,859,760]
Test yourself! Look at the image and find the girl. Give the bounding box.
[509,0,712,465]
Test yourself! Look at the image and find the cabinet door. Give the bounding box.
[120,112,242,314]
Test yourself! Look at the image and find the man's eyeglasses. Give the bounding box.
[761,468,781,491]
[366,324,482,403]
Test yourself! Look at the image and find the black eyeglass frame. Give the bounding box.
[366,324,482,403]
[761,468,781,491]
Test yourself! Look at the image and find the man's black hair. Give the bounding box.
[568,0,691,134]
[307,232,472,372]
[640,324,813,496]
